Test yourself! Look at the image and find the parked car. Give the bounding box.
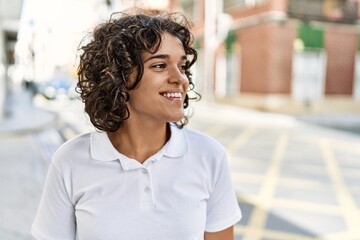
[38,74,78,100]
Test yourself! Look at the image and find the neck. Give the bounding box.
[107,121,170,163]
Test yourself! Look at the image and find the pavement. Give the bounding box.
[189,101,360,240]
[0,90,58,135]
[1,89,360,240]
[0,89,63,240]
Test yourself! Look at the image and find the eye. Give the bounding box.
[178,61,189,72]
[151,63,167,70]
[179,64,187,71]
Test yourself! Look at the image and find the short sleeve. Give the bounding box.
[31,161,76,240]
[205,153,242,232]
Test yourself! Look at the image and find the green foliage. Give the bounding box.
[225,30,237,53]
[298,24,324,49]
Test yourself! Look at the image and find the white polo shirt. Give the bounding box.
[32,124,241,240]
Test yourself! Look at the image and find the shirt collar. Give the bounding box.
[90,123,188,163]
[163,123,188,158]
[90,130,119,162]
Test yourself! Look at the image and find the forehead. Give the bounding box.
[159,33,184,51]
[142,33,185,60]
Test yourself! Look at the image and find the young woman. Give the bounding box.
[32,8,241,240]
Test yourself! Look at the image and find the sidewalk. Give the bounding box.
[0,89,58,134]
[0,89,63,240]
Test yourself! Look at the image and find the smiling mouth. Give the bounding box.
[161,92,182,99]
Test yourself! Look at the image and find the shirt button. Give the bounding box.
[144,186,151,193]
[142,169,148,174]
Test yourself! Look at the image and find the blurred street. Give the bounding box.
[1,88,360,240]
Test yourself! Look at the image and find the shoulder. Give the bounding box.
[52,132,91,167]
[54,132,91,156]
[181,127,226,157]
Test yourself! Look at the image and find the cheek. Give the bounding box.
[129,85,154,102]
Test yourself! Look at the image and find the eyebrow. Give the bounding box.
[144,54,188,63]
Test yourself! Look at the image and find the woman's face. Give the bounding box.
[127,33,189,125]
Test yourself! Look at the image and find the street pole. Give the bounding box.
[0,20,6,119]
[203,0,217,102]
[203,0,230,102]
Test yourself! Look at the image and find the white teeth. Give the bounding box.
[163,92,181,98]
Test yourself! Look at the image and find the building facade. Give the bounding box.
[180,0,360,112]
[0,0,23,118]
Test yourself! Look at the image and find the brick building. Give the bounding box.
[180,0,360,112]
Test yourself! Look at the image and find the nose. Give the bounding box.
[168,66,188,85]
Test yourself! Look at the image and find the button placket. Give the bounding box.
[140,167,155,207]
[144,186,151,193]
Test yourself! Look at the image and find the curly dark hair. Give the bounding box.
[76,8,199,132]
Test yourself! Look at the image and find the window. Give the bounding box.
[180,0,199,22]
[288,0,359,24]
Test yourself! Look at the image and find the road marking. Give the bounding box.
[278,177,331,189]
[232,172,264,184]
[320,139,360,239]
[273,199,340,215]
[242,133,288,240]
[226,126,258,154]
[236,224,328,240]
[328,139,360,154]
